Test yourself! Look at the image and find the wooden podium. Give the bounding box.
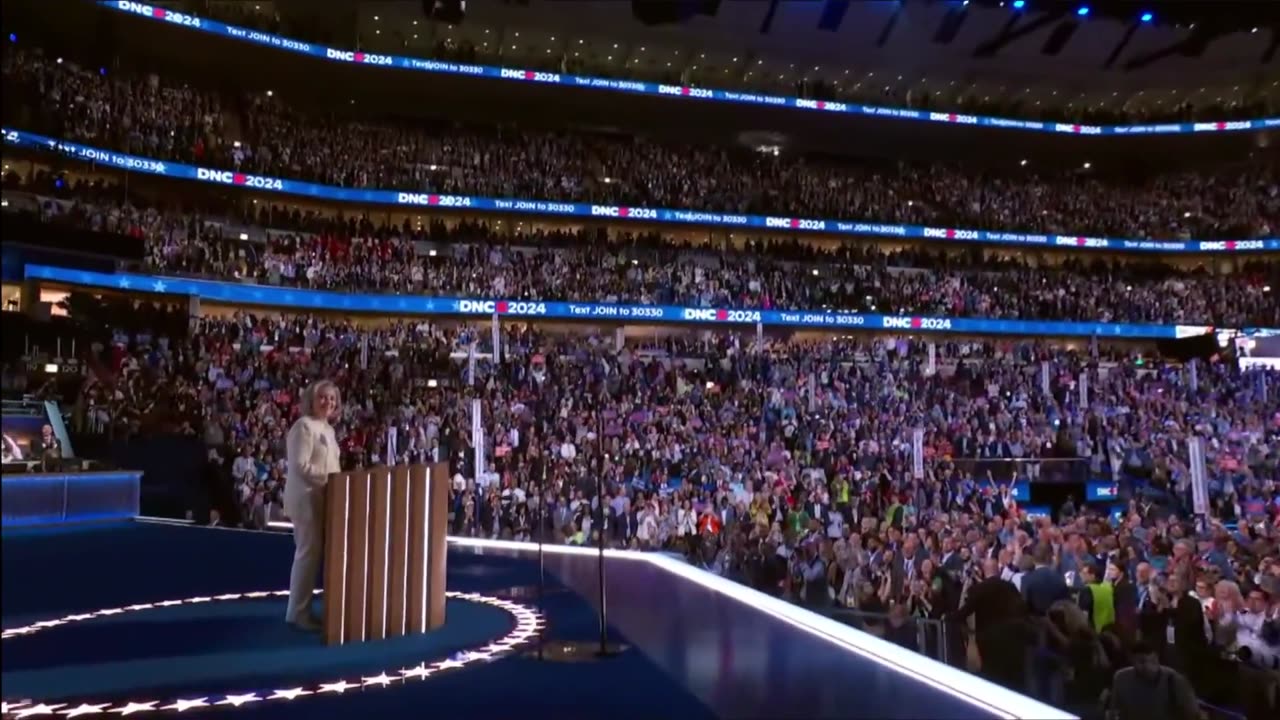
[323,463,449,646]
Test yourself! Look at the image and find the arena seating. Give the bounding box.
[3,46,1276,243]
[2,22,1278,720]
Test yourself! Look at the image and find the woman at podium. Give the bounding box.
[284,379,342,631]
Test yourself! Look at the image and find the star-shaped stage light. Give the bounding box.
[214,693,259,707]
[108,701,156,716]
[3,589,545,717]
[158,698,207,712]
[360,672,397,687]
[60,703,110,717]
[399,663,435,681]
[13,703,65,718]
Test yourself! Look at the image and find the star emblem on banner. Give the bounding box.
[316,680,359,694]
[151,280,166,293]
[266,688,311,701]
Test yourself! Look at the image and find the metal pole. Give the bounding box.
[596,405,609,657]
[595,459,611,657]
[536,461,546,661]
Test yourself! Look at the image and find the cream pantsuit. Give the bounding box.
[284,416,341,623]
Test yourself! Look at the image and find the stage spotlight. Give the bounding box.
[1012,0,1025,8]
[1076,6,1089,17]
[1140,12,1153,23]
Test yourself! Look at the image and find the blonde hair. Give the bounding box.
[1215,580,1244,608]
[299,380,340,418]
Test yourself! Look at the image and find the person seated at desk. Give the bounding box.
[38,424,61,472]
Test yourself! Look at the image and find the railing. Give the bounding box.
[819,607,957,666]
[0,470,141,527]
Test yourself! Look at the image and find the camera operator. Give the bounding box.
[792,537,829,607]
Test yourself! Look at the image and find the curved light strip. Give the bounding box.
[0,589,544,718]
[94,0,1277,137]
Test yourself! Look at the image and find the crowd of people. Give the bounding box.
[204,1,1275,125]
[57,293,1279,717]
[4,176,1277,329]
[4,46,1278,243]
[5,23,1280,720]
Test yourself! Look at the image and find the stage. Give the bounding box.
[1,521,1074,719]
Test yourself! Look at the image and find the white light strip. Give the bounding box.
[360,472,370,644]
[400,480,409,636]
[420,475,430,632]
[0,589,543,717]
[339,481,349,643]
[161,521,1071,719]
[450,537,1074,720]
[382,473,390,640]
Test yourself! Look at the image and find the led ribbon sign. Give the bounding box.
[100,0,1279,138]
[4,128,1276,255]
[26,264,1223,340]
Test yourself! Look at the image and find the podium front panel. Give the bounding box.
[343,470,371,644]
[427,463,449,628]
[406,464,430,634]
[324,462,446,645]
[387,465,411,637]
[367,467,392,641]
[323,472,351,647]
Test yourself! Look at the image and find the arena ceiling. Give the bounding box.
[245,0,1278,118]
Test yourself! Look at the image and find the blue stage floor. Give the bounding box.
[2,522,1072,719]
[1,522,714,720]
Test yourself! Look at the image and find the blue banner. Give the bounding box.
[1086,482,1121,502]
[99,1,1279,138]
[26,263,1204,339]
[5,128,1277,256]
